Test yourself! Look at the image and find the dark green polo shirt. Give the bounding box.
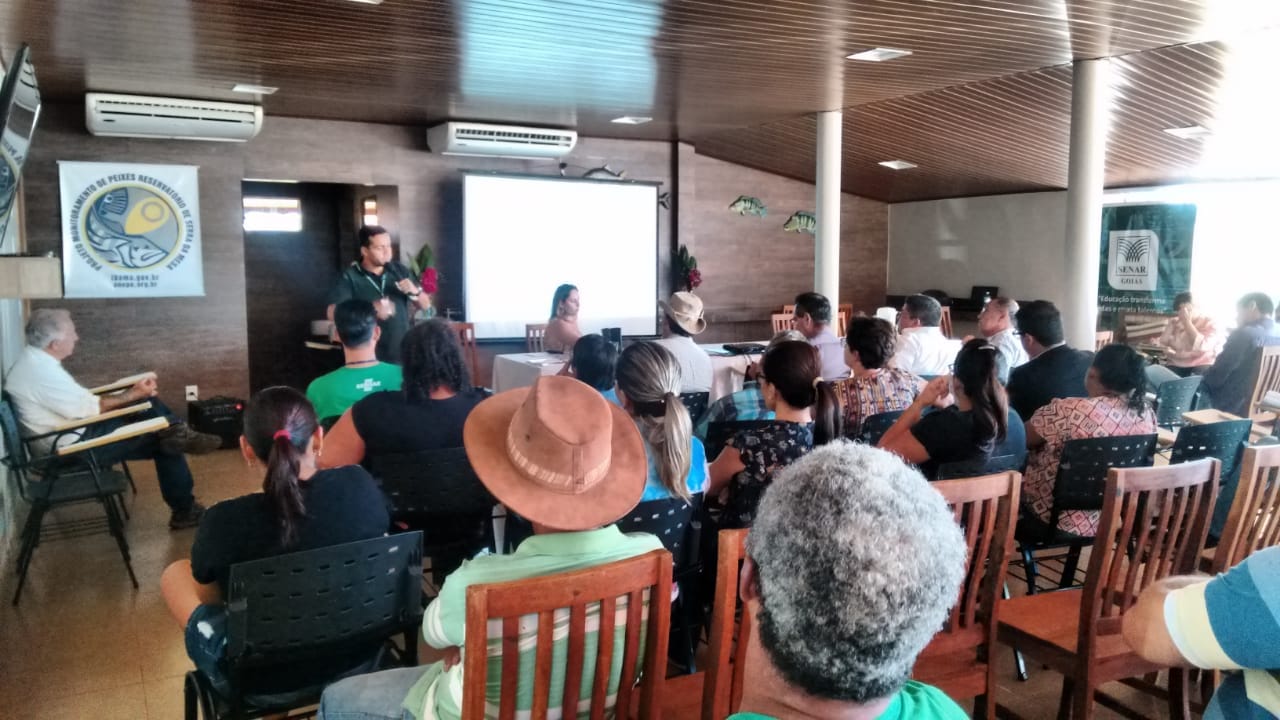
[327,261,415,363]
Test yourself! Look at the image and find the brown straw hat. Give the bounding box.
[463,375,646,530]
[658,291,707,335]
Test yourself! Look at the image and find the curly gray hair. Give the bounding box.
[747,441,966,702]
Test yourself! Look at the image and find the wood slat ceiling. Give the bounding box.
[2,0,1278,201]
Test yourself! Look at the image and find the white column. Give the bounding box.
[1062,59,1111,350]
[815,110,842,308]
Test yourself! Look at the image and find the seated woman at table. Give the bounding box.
[1024,344,1156,536]
[160,386,390,695]
[543,283,581,353]
[560,333,619,404]
[615,341,707,501]
[833,316,923,437]
[1145,291,1223,388]
[877,338,1007,479]
[706,340,838,528]
[320,318,488,468]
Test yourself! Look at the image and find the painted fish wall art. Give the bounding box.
[728,195,767,217]
[783,210,816,234]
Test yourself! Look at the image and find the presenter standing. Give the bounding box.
[543,284,582,353]
[326,225,430,363]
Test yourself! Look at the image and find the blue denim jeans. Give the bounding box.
[318,667,426,720]
[79,398,196,512]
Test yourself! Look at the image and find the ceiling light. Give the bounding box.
[1163,124,1211,139]
[846,47,913,62]
[232,83,278,95]
[879,159,918,170]
[611,116,653,125]
[346,0,384,4]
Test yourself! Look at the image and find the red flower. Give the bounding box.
[686,268,702,289]
[420,267,438,294]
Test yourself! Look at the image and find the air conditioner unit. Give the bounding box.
[85,93,263,142]
[427,122,576,159]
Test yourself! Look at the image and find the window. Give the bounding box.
[243,197,302,232]
[362,197,379,227]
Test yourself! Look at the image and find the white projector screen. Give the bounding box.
[463,174,659,340]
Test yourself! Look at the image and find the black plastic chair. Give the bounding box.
[1154,376,1203,430]
[936,454,1021,480]
[704,419,776,461]
[616,493,704,672]
[0,398,138,605]
[183,532,424,720]
[319,415,341,432]
[856,409,905,446]
[370,447,496,585]
[1168,419,1254,541]
[679,391,710,425]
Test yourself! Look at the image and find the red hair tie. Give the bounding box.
[273,430,290,441]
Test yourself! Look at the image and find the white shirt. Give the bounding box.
[892,326,962,377]
[987,327,1028,369]
[809,328,850,381]
[653,336,713,393]
[5,345,101,452]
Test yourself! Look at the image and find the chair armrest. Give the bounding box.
[55,416,170,457]
[87,371,157,395]
[25,402,154,441]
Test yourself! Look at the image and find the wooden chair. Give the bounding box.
[940,306,954,338]
[462,550,672,720]
[452,321,480,384]
[702,528,749,720]
[1094,331,1113,350]
[838,303,853,326]
[1205,445,1280,573]
[836,310,849,335]
[525,323,547,353]
[996,459,1219,720]
[781,304,795,314]
[770,313,793,335]
[1250,345,1280,419]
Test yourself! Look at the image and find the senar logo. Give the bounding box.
[1107,229,1158,291]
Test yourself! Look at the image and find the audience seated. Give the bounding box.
[694,330,804,439]
[543,283,581,353]
[706,341,838,529]
[792,291,849,381]
[1202,292,1280,416]
[1123,546,1280,720]
[562,332,619,403]
[1024,344,1155,535]
[655,291,713,393]
[1006,299,1093,421]
[893,294,962,377]
[834,317,922,437]
[878,339,1009,479]
[730,442,968,720]
[320,319,487,468]
[976,296,1028,368]
[5,308,216,529]
[615,342,708,501]
[306,299,403,422]
[160,387,390,695]
[1144,292,1222,390]
[317,375,661,720]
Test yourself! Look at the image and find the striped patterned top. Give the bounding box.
[832,368,921,437]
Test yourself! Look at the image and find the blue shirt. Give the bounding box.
[640,436,708,501]
[601,387,620,405]
[694,386,774,440]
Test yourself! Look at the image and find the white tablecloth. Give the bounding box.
[491,343,766,402]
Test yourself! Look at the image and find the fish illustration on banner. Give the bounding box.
[728,195,767,216]
[783,210,816,234]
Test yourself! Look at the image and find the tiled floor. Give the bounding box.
[0,450,1175,719]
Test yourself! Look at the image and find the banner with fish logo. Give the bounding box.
[59,161,203,298]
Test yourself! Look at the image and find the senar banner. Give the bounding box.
[1097,203,1196,315]
[60,161,204,298]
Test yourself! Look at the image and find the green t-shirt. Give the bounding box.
[728,680,967,720]
[305,363,403,421]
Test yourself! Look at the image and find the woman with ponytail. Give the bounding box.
[160,387,389,694]
[1024,343,1156,535]
[878,338,1008,479]
[615,342,707,502]
[707,340,839,528]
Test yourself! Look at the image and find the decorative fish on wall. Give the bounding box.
[583,164,627,180]
[783,210,816,234]
[728,195,767,216]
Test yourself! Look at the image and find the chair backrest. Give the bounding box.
[939,306,954,338]
[369,447,495,522]
[1209,445,1280,573]
[916,472,1021,681]
[0,398,29,471]
[1169,419,1254,538]
[703,528,749,720]
[453,321,480,384]
[224,532,424,675]
[1078,460,1218,647]
[1052,434,1157,521]
[704,420,776,461]
[1094,331,1114,351]
[935,454,1021,481]
[1251,346,1280,417]
[525,323,547,353]
[781,304,795,314]
[461,550,672,720]
[857,409,905,446]
[770,313,793,335]
[837,303,853,330]
[1155,376,1203,429]
[678,391,710,423]
[615,494,702,573]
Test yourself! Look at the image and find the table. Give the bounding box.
[491,343,767,401]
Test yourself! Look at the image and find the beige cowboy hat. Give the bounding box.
[658,291,707,335]
[463,375,646,531]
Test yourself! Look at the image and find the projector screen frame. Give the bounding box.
[460,170,664,343]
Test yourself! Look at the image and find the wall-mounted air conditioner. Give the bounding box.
[85,93,263,142]
[427,122,577,159]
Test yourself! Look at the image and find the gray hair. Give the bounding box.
[26,308,71,348]
[767,329,806,351]
[989,296,1019,317]
[747,441,966,702]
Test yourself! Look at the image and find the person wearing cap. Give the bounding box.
[655,291,713,393]
[318,375,662,720]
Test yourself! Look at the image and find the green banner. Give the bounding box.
[1097,203,1196,315]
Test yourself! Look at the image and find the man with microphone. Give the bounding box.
[326,225,431,363]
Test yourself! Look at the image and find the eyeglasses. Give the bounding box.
[948,363,956,374]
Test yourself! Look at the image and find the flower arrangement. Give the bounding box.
[411,244,438,294]
[677,244,702,291]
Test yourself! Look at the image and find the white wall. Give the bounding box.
[0,204,24,570]
[888,191,1068,304]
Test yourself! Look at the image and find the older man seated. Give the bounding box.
[893,294,961,377]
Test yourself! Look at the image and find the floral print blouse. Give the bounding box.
[717,421,814,529]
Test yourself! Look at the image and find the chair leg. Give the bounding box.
[1060,545,1083,589]
[12,504,47,605]
[1002,582,1029,682]
[1168,668,1191,720]
[184,673,199,720]
[1071,677,1095,720]
[1021,545,1040,595]
[103,494,139,589]
[122,461,137,495]
[1057,678,1074,720]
